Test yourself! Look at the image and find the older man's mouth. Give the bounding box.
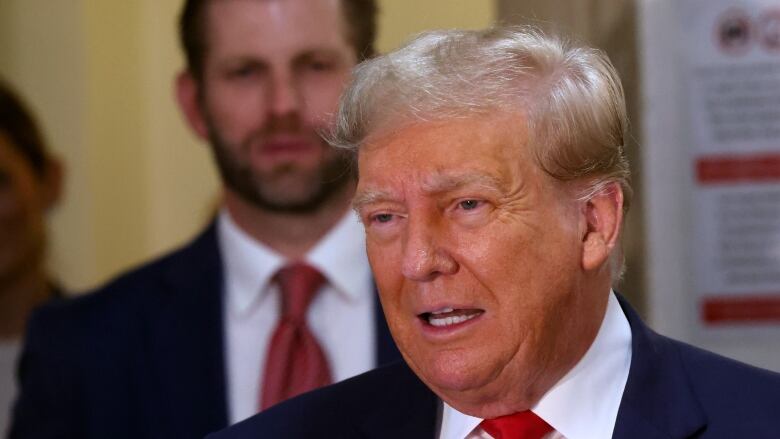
[420,308,484,328]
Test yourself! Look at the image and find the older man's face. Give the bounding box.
[355,115,609,416]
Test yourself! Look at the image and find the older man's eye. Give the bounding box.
[459,200,481,210]
[373,213,394,223]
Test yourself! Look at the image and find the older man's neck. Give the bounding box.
[223,185,356,260]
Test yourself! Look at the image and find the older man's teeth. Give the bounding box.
[428,312,478,327]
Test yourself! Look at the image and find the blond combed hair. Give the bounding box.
[331,25,631,280]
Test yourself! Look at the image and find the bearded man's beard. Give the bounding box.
[206,122,355,214]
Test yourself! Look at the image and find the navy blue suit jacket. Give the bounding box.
[9,224,400,439]
[208,295,780,438]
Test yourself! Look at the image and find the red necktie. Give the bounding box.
[479,411,554,439]
[260,263,332,409]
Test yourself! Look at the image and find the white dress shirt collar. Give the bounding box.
[439,291,633,439]
[218,208,369,315]
[218,210,284,314]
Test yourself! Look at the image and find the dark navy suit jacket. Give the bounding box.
[9,224,400,439]
[208,295,780,439]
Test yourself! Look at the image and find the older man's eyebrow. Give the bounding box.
[420,172,504,194]
[352,189,395,212]
[352,173,503,212]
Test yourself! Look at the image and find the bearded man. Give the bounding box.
[10,1,399,438]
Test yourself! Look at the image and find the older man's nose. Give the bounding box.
[400,219,457,281]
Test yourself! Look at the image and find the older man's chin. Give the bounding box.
[404,351,545,419]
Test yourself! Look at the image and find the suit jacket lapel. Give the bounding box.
[613,295,706,439]
[357,362,439,439]
[144,223,229,436]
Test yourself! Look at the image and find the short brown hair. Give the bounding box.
[179,0,378,81]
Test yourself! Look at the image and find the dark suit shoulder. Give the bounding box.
[11,225,226,439]
[630,326,780,437]
[671,337,780,422]
[28,224,218,334]
[208,361,436,439]
[614,295,780,438]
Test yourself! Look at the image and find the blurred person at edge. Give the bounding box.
[10,1,398,438]
[209,26,780,439]
[0,80,64,437]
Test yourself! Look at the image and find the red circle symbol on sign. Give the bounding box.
[715,8,752,55]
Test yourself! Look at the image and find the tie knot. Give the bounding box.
[479,411,553,439]
[275,263,325,321]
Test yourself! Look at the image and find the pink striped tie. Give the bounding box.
[260,263,332,409]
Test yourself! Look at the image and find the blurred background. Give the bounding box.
[0,0,778,371]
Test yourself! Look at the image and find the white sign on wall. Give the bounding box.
[679,0,780,325]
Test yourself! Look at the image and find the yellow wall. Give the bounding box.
[83,2,151,286]
[0,0,494,292]
[0,1,98,290]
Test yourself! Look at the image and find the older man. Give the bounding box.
[208,26,780,439]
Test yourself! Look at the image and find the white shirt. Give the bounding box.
[439,292,633,439]
[218,209,375,424]
[0,339,21,438]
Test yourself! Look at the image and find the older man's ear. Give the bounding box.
[581,182,624,273]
